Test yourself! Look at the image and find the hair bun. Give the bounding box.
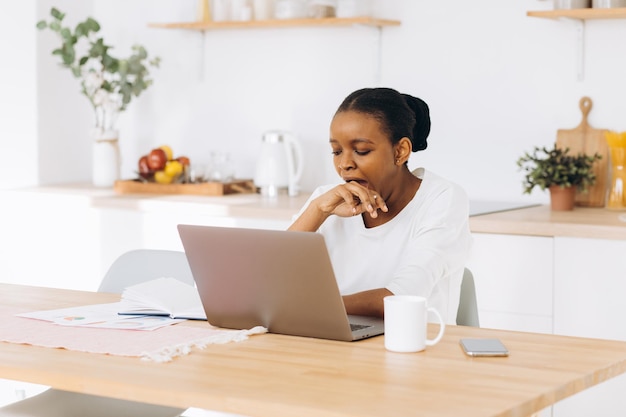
[402,94,431,151]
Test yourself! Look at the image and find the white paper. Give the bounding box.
[118,277,207,320]
[16,303,184,330]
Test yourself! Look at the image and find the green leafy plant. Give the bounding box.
[516,144,602,194]
[36,7,160,133]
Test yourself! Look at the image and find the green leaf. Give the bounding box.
[133,45,148,60]
[60,28,71,40]
[102,55,119,73]
[51,8,65,21]
[38,7,160,115]
[101,80,114,93]
[517,144,602,193]
[61,43,75,66]
[75,23,86,38]
[85,17,100,32]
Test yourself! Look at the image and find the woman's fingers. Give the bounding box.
[343,182,388,218]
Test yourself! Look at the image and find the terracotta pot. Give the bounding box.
[549,185,576,211]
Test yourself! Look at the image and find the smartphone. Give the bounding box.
[459,338,509,357]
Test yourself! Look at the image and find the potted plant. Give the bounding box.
[516,144,602,211]
[36,7,160,187]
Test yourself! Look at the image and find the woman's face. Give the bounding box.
[329,110,399,194]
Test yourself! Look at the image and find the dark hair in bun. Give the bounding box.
[335,87,430,152]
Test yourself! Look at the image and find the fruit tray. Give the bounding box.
[113,179,257,196]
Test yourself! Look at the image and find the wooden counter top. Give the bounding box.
[5,184,626,240]
[470,205,626,240]
[2,183,310,222]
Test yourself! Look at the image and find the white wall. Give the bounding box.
[0,1,38,188]
[3,0,626,204]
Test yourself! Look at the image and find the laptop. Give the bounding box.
[177,224,384,342]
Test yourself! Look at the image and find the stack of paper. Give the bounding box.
[119,277,207,320]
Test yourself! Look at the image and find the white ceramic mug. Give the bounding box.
[384,295,445,353]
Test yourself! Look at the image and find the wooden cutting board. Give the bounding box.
[113,179,256,196]
[556,96,609,207]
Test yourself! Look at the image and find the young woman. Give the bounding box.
[289,87,472,323]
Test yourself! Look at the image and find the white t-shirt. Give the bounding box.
[294,168,472,324]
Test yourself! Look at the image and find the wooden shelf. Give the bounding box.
[527,7,626,20]
[148,16,401,31]
[527,7,626,80]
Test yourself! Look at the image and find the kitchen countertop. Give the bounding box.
[4,184,626,240]
[1,183,311,221]
[470,204,626,240]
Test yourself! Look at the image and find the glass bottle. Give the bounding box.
[605,131,626,210]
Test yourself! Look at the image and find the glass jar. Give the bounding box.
[207,151,235,183]
[274,0,307,19]
[605,131,626,210]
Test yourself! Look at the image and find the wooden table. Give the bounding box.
[2,284,626,417]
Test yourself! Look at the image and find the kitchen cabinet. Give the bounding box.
[0,189,103,291]
[527,7,626,80]
[466,215,626,417]
[551,236,626,417]
[147,16,400,31]
[466,233,554,334]
[554,236,626,340]
[0,185,304,291]
[467,207,626,337]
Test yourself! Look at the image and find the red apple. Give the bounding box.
[138,155,154,180]
[138,155,151,174]
[147,148,167,171]
[176,156,190,167]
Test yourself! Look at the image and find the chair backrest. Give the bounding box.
[97,249,194,293]
[456,267,480,327]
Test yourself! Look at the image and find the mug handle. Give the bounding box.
[425,307,446,346]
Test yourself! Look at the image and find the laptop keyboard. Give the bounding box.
[350,323,372,332]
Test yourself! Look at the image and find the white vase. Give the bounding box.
[91,129,121,187]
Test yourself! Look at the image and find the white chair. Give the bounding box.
[456,268,480,327]
[0,249,193,417]
[97,249,195,292]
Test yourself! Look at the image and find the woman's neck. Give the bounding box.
[363,170,421,228]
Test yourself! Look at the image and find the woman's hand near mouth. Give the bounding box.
[331,181,388,218]
[288,181,388,232]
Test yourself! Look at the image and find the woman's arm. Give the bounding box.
[287,196,330,232]
[342,288,393,318]
[288,183,387,232]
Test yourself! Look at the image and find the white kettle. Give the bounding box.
[254,130,303,197]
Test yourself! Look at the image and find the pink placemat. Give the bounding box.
[0,305,266,362]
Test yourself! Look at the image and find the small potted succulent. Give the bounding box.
[516,144,602,211]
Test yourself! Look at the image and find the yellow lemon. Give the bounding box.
[154,170,174,184]
[159,145,174,161]
[164,160,183,178]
